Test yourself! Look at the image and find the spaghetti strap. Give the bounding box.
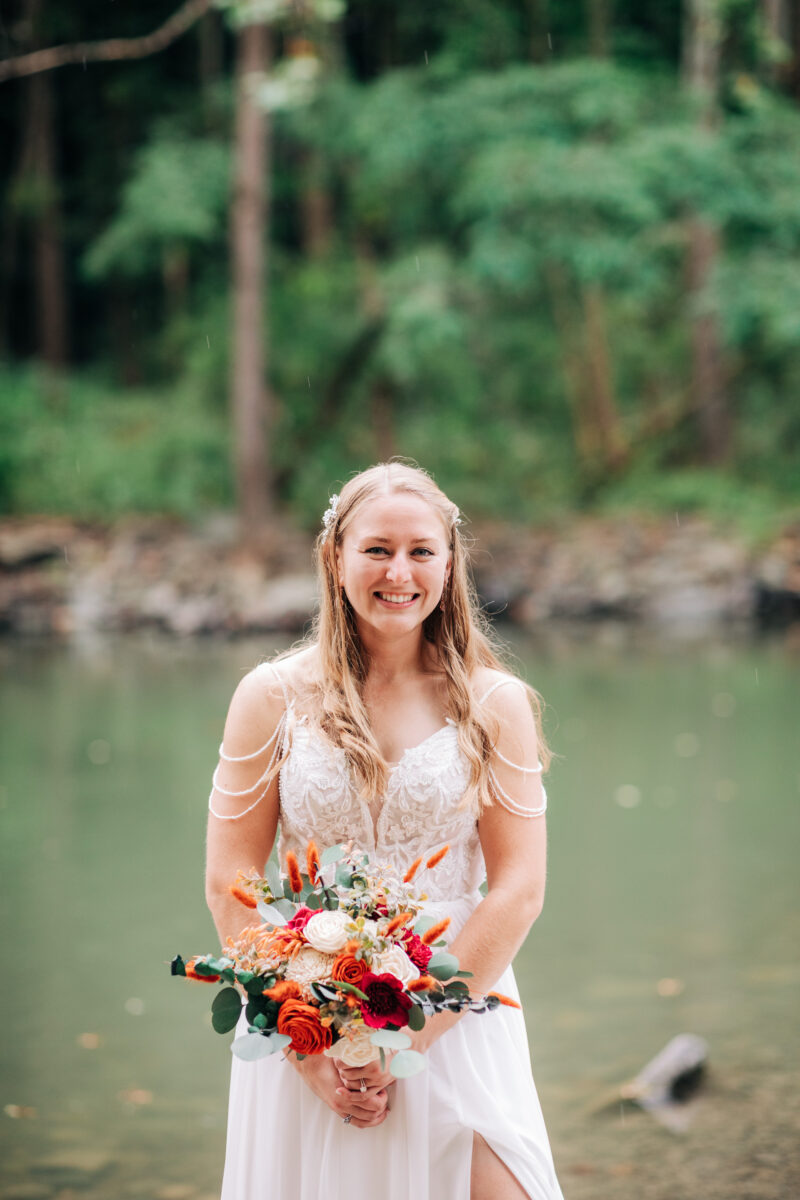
[477,675,527,706]
[479,675,547,818]
[208,663,289,821]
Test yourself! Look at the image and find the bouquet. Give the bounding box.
[171,841,518,1078]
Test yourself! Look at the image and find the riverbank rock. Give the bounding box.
[0,512,798,638]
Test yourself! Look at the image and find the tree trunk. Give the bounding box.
[528,0,550,62]
[682,0,731,464]
[585,0,612,57]
[301,148,332,259]
[230,21,273,538]
[581,284,628,472]
[17,0,69,371]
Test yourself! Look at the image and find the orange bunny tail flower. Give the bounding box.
[425,844,450,870]
[185,959,220,984]
[403,856,423,883]
[488,991,522,1010]
[384,911,414,937]
[421,917,451,946]
[263,979,303,1003]
[305,840,320,886]
[407,975,439,992]
[229,884,258,910]
[286,850,304,895]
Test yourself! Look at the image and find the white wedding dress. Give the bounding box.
[216,664,563,1200]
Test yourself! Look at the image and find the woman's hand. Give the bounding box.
[288,1052,390,1129]
[335,1053,397,1097]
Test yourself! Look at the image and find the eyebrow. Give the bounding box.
[360,536,439,544]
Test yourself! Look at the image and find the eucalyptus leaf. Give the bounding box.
[413,915,436,937]
[369,1029,411,1050]
[271,897,297,920]
[256,900,275,923]
[231,1034,275,1061]
[211,987,243,1034]
[252,1012,267,1029]
[335,865,354,888]
[265,859,283,897]
[390,1049,426,1078]
[320,844,345,865]
[427,952,459,980]
[244,975,267,996]
[170,955,186,977]
[269,1032,292,1052]
[305,891,324,911]
[407,1003,426,1032]
[335,980,368,1002]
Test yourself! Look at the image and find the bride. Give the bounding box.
[205,462,564,1200]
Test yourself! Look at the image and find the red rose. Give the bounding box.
[286,906,314,931]
[360,971,412,1029]
[401,931,433,971]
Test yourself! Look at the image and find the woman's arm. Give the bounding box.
[205,668,283,946]
[409,676,548,1054]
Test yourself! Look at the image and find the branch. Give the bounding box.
[0,0,213,83]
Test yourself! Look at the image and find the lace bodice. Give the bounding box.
[278,712,480,901]
[209,663,547,903]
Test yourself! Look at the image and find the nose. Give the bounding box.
[385,553,412,584]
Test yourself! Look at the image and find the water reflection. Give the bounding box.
[0,630,797,1198]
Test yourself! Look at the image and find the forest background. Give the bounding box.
[1,0,799,543]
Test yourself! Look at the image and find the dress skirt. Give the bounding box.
[220,895,563,1200]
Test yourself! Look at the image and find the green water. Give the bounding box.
[0,631,798,1198]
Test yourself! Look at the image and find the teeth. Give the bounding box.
[377,593,415,604]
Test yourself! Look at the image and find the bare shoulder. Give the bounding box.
[220,656,294,757]
[471,667,537,748]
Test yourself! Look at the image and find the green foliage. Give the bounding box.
[83,132,230,279]
[0,368,230,518]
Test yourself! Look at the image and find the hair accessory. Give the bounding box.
[322,493,340,539]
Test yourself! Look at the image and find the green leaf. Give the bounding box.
[211,987,243,1034]
[379,1047,386,1072]
[413,915,437,937]
[271,897,297,920]
[170,955,186,977]
[320,844,345,865]
[455,970,474,979]
[443,980,469,996]
[256,900,275,923]
[390,1050,426,1078]
[269,1032,292,1052]
[244,975,267,996]
[231,1034,275,1061]
[427,952,459,981]
[305,891,324,911]
[265,859,282,897]
[407,1003,426,1032]
[252,1012,267,1029]
[335,865,354,888]
[369,1029,411,1050]
[334,980,368,1002]
[191,960,221,978]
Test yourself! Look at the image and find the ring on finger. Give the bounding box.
[343,1114,352,1125]
[359,1077,367,1093]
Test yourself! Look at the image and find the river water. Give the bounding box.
[1,629,798,1199]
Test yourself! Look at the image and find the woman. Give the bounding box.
[206,462,564,1200]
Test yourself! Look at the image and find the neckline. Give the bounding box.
[386,720,455,768]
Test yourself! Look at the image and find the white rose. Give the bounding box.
[324,1024,380,1067]
[304,910,352,954]
[284,946,336,991]
[372,943,420,987]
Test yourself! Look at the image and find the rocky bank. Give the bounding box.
[0,512,798,639]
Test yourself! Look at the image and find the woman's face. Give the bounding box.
[336,492,451,636]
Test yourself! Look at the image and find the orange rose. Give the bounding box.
[276,1000,333,1055]
[330,953,366,987]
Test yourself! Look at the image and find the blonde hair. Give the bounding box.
[286,461,550,812]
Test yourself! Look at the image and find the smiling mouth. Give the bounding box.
[374,592,419,606]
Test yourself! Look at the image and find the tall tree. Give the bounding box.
[230,19,273,535]
[682,0,731,465]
